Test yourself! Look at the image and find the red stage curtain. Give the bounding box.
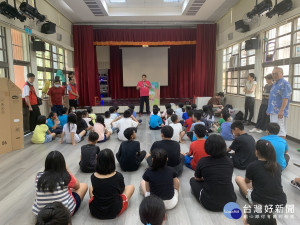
[161,45,195,98]
[194,24,217,97]
[109,45,195,99]
[73,25,100,106]
[110,46,139,99]
[94,29,196,42]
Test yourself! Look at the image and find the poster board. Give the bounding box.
[149,82,160,108]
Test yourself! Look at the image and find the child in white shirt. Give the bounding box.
[170,114,185,143]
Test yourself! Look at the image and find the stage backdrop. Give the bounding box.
[73,25,216,105]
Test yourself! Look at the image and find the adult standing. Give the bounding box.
[47,76,66,116]
[67,76,79,109]
[250,74,273,133]
[207,92,224,113]
[22,73,41,131]
[243,73,257,125]
[267,67,292,139]
[136,74,151,116]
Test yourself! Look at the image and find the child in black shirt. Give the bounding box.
[147,126,184,176]
[227,121,256,169]
[190,135,237,212]
[235,140,287,206]
[116,127,146,171]
[79,132,100,173]
[140,149,179,210]
[89,149,135,219]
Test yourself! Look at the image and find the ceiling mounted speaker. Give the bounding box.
[245,39,260,50]
[235,20,250,33]
[41,22,56,34]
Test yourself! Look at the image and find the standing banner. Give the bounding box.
[149,82,160,108]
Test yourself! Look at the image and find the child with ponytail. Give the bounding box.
[235,140,287,206]
[140,149,180,210]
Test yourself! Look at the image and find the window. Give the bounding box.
[11,29,30,89]
[223,41,256,95]
[36,42,67,96]
[263,17,300,103]
[0,26,8,78]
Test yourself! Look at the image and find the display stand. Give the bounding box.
[149,82,160,108]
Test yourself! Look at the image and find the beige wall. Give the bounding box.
[216,0,300,139]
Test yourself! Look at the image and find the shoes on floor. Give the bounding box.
[256,129,263,133]
[244,122,252,126]
[249,128,257,133]
[290,180,300,191]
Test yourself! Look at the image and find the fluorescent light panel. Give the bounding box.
[164,0,179,2]
[110,0,126,3]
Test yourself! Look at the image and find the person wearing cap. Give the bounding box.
[207,92,224,113]
[22,73,41,131]
[47,76,66,116]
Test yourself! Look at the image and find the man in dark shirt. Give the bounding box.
[147,126,185,176]
[116,127,146,171]
[207,92,224,113]
[227,121,256,169]
[79,132,100,173]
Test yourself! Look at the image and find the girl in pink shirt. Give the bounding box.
[93,115,111,143]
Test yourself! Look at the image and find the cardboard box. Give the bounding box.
[0,78,24,154]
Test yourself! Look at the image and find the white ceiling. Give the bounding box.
[47,0,240,27]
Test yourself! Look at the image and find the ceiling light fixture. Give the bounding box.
[266,0,293,18]
[19,0,46,22]
[246,0,272,19]
[164,0,179,2]
[0,0,26,22]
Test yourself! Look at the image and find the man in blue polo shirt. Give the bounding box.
[267,67,292,139]
[260,123,289,170]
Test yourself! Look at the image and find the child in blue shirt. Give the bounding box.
[260,123,289,170]
[58,107,68,128]
[220,111,233,141]
[149,108,163,130]
[47,112,62,134]
[182,106,191,121]
[128,104,137,118]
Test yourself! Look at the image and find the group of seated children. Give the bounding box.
[32,101,294,225]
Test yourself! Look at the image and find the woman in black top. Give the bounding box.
[236,140,287,206]
[190,134,237,212]
[89,149,135,219]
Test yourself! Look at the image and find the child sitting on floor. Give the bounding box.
[112,110,139,141]
[184,124,208,170]
[58,107,68,128]
[161,103,172,121]
[184,110,194,132]
[68,106,76,114]
[128,104,137,118]
[61,113,86,146]
[76,111,93,135]
[32,151,88,216]
[36,202,72,225]
[175,103,184,121]
[140,149,180,210]
[87,107,96,125]
[149,108,163,130]
[89,148,135,219]
[164,108,174,125]
[150,105,162,117]
[170,114,185,143]
[260,123,289,170]
[139,195,166,225]
[220,111,233,141]
[32,115,56,144]
[182,106,191,121]
[291,177,300,190]
[79,132,100,173]
[93,115,111,143]
[148,125,185,176]
[104,111,113,133]
[235,140,287,206]
[47,112,62,135]
[191,103,197,110]
[116,127,146,171]
[188,110,205,141]
[82,110,93,127]
[227,121,256,170]
[109,106,118,120]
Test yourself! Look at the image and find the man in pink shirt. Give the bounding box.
[136,74,151,116]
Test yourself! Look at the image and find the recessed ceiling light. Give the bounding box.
[110,0,126,3]
[164,0,179,2]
